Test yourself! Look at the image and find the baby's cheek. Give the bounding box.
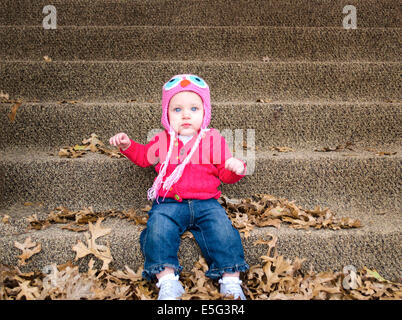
[168,115,178,129]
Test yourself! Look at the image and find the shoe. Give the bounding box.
[219,277,246,300]
[156,275,185,300]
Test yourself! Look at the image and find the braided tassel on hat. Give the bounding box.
[147,129,176,204]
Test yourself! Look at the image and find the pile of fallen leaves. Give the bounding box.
[219,194,362,238]
[56,133,123,159]
[1,194,400,300]
[26,205,149,233]
[242,235,401,300]
[1,223,401,300]
[24,194,361,240]
[57,134,397,160]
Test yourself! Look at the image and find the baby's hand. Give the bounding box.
[225,157,246,175]
[109,132,131,150]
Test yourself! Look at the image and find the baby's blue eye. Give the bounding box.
[164,77,181,90]
[191,107,198,111]
[188,75,207,88]
[174,107,181,112]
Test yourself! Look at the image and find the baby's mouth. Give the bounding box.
[182,123,191,127]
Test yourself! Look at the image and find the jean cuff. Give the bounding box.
[205,263,250,280]
[142,263,183,281]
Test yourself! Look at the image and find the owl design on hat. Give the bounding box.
[161,74,212,132]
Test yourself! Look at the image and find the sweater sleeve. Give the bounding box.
[119,135,160,168]
[214,134,247,184]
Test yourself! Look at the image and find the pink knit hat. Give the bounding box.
[147,74,211,203]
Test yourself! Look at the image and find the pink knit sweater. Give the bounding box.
[119,128,247,201]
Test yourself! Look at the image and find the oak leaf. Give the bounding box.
[8,100,22,122]
[82,133,104,152]
[72,217,113,270]
[14,276,41,300]
[14,237,41,266]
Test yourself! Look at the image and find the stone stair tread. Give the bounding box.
[1,145,401,161]
[1,0,399,27]
[1,25,399,62]
[1,60,399,102]
[1,201,400,235]
[4,25,400,30]
[2,98,400,146]
[1,146,400,217]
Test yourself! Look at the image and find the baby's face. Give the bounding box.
[168,91,204,136]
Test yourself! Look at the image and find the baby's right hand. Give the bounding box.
[109,132,131,150]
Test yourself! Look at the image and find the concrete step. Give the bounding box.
[1,101,401,151]
[1,148,400,215]
[0,203,400,281]
[0,0,399,27]
[1,61,400,102]
[0,26,400,62]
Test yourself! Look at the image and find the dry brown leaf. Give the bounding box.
[72,217,113,270]
[8,100,22,122]
[112,265,143,283]
[58,100,79,104]
[26,214,51,230]
[14,276,41,300]
[1,214,10,224]
[75,207,98,224]
[314,141,354,152]
[253,234,278,258]
[375,151,397,156]
[23,202,44,207]
[0,90,10,101]
[257,218,281,229]
[60,223,88,232]
[58,146,86,158]
[134,281,156,300]
[82,133,104,153]
[14,237,41,266]
[269,146,294,152]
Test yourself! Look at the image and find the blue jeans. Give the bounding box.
[140,197,249,281]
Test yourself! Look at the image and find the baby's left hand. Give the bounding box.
[225,157,246,175]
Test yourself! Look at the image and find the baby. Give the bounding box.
[109,74,249,300]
